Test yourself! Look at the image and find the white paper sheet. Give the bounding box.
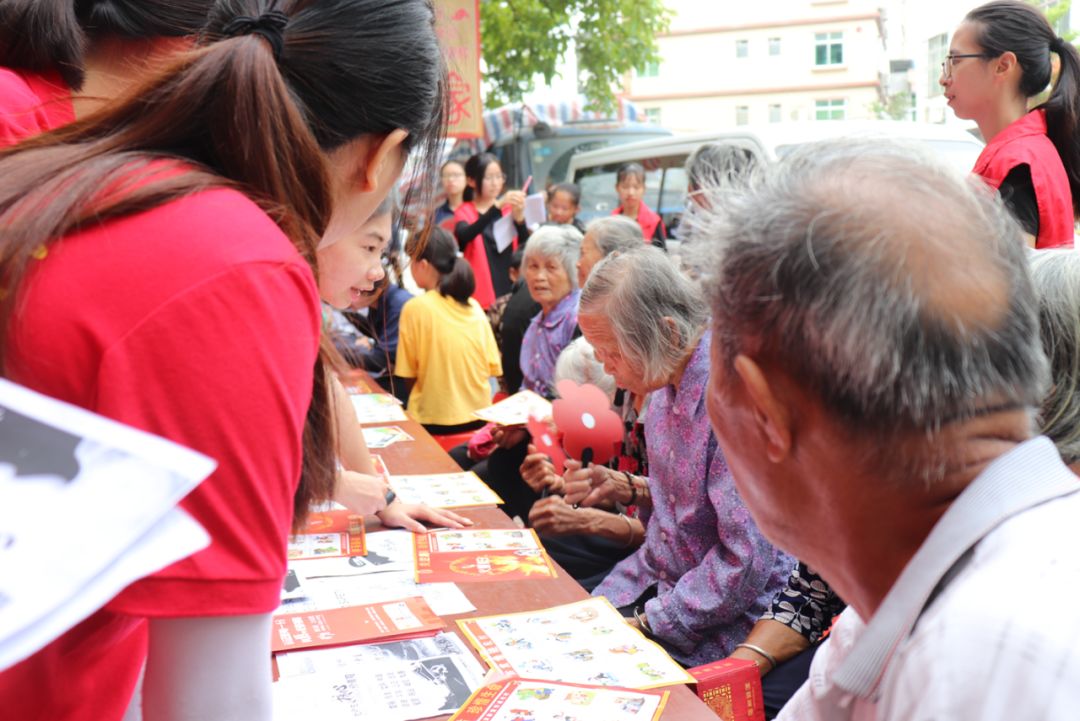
[274,632,485,721]
[524,192,547,229]
[350,394,408,424]
[493,214,515,253]
[0,378,214,670]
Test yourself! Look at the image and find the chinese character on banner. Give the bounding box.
[435,0,483,138]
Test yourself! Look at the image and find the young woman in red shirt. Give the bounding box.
[942,0,1080,247]
[0,1,445,719]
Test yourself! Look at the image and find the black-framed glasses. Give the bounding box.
[941,53,991,77]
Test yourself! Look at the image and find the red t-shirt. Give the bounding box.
[0,188,321,720]
[0,66,75,146]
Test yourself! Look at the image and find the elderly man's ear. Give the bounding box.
[733,355,793,463]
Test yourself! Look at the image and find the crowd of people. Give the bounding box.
[1,0,1079,720]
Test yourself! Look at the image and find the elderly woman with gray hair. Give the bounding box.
[564,246,791,667]
[575,215,644,287]
[471,224,583,519]
[1031,249,1080,472]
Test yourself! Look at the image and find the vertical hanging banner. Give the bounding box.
[435,0,483,138]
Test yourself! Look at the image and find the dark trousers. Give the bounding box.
[762,643,820,719]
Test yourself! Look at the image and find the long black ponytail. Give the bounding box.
[968,0,1080,217]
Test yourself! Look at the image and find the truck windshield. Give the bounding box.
[529,132,667,188]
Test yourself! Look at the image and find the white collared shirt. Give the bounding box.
[780,437,1080,721]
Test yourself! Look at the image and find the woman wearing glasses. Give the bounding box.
[453,152,531,309]
[941,0,1080,248]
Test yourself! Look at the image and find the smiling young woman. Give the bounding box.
[941,0,1080,248]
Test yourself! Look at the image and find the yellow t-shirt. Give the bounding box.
[395,290,503,425]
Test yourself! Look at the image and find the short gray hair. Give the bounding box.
[580,246,708,387]
[523,224,583,288]
[584,215,643,256]
[685,142,759,192]
[554,337,617,399]
[690,138,1047,450]
[1030,250,1080,464]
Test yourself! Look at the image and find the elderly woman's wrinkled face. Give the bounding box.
[525,253,573,314]
[578,311,645,395]
[576,232,604,288]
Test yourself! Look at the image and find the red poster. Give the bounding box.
[271,597,444,653]
[435,0,483,138]
[414,528,558,583]
[300,509,363,534]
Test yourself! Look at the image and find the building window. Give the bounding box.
[814,31,844,66]
[769,103,782,123]
[637,60,660,78]
[769,37,781,56]
[736,105,750,125]
[736,39,749,58]
[927,32,947,97]
[644,107,662,124]
[815,98,845,120]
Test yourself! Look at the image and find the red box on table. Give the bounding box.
[687,658,765,721]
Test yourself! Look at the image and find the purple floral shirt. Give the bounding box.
[519,289,580,399]
[592,331,793,667]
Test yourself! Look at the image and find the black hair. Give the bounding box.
[0,0,216,90]
[615,162,645,186]
[547,181,581,206]
[968,0,1080,217]
[509,247,526,271]
[420,226,474,304]
[462,152,500,203]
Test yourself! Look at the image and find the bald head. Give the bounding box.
[692,138,1047,436]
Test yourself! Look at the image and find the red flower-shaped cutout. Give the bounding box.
[552,380,622,467]
[527,414,566,476]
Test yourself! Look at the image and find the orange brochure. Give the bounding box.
[288,512,366,560]
[414,528,558,583]
[271,597,443,653]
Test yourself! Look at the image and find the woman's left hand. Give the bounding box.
[528,495,591,536]
[377,500,473,533]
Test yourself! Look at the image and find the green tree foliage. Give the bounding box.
[479,0,671,112]
[870,91,913,120]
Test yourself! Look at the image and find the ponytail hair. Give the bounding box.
[0,0,447,530]
[968,0,1080,217]
[0,0,215,90]
[420,227,475,304]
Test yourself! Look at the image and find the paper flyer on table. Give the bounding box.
[493,213,515,253]
[457,597,695,689]
[524,192,547,229]
[350,393,408,424]
[361,425,414,449]
[389,471,503,508]
[288,518,366,561]
[0,378,215,670]
[272,598,443,653]
[473,390,553,426]
[295,529,412,578]
[414,528,558,583]
[278,572,475,618]
[274,632,485,720]
[449,677,670,721]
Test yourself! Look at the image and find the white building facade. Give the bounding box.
[623,0,889,132]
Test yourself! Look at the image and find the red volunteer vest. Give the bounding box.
[973,109,1074,249]
[453,201,517,310]
[613,202,665,243]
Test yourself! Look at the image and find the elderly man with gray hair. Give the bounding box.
[695,138,1080,719]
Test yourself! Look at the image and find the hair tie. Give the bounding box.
[222,10,289,60]
[1051,36,1067,53]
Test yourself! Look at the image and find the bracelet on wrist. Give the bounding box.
[734,642,777,672]
[618,513,636,549]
